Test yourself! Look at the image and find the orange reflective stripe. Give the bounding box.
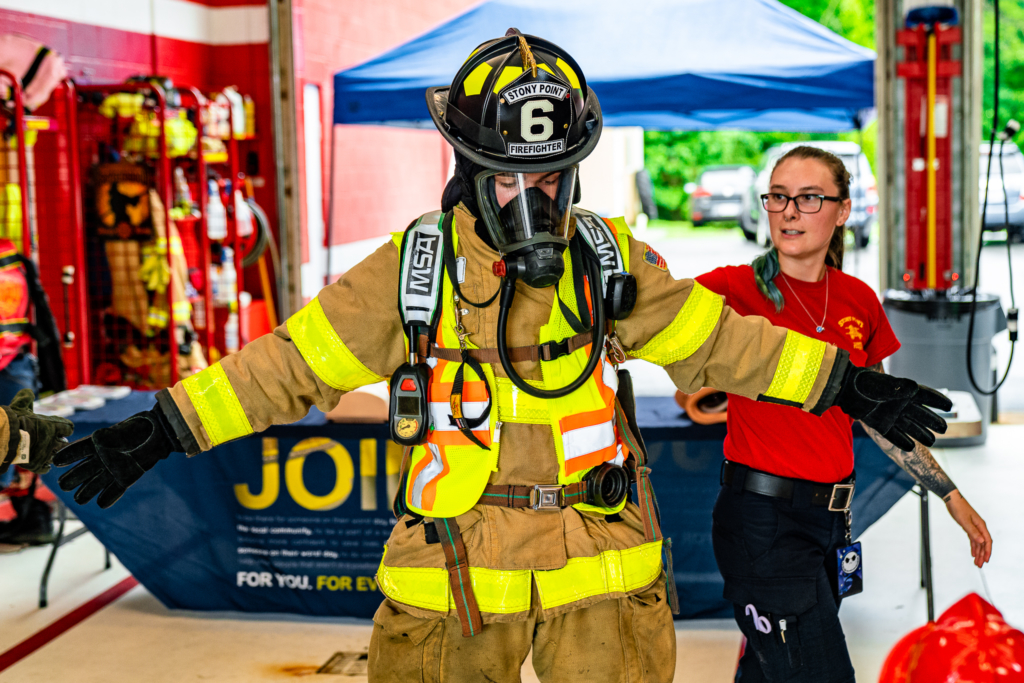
[564,443,617,475]
[431,381,490,403]
[559,405,614,433]
[408,443,450,512]
[429,430,491,447]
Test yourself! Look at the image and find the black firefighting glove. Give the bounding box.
[831,362,952,451]
[53,405,183,509]
[0,389,75,475]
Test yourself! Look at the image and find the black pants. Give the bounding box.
[712,467,856,683]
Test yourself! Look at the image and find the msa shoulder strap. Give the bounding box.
[573,209,636,322]
[573,208,626,287]
[398,210,446,329]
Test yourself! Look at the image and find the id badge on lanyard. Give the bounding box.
[836,507,862,598]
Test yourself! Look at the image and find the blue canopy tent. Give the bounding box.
[333,0,876,132]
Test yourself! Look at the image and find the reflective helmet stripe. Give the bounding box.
[181,362,254,446]
[762,331,827,406]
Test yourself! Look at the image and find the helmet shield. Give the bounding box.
[475,166,577,254]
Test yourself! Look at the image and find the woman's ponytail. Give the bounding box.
[752,246,785,312]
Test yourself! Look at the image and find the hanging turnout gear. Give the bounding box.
[0,240,32,368]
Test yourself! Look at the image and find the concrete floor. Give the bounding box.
[1,228,1019,682]
[1,424,1017,681]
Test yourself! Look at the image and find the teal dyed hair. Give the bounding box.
[752,246,785,312]
[752,145,851,312]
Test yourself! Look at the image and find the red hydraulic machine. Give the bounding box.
[897,10,961,291]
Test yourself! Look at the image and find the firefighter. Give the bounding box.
[54,31,950,682]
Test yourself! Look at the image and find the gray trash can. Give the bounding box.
[883,291,1007,447]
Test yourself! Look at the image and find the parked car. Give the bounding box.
[747,141,878,248]
[688,165,756,233]
[980,141,1024,242]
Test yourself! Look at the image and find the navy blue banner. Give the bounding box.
[43,394,913,620]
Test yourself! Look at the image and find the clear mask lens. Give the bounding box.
[476,167,578,252]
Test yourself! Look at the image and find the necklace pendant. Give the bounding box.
[816,325,824,333]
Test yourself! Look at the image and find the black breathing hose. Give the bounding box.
[966,0,1017,396]
[496,251,606,399]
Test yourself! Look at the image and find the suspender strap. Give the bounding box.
[436,517,483,637]
[442,211,499,309]
[417,331,592,364]
[614,368,680,614]
[449,353,491,450]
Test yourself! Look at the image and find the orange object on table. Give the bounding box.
[675,387,728,425]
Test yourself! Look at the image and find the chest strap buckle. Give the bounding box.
[530,485,563,510]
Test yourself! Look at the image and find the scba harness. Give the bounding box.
[388,209,677,635]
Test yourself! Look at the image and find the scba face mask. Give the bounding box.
[476,166,578,288]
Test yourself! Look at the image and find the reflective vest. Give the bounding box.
[392,210,633,519]
[0,240,31,370]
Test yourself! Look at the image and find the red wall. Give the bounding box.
[291,0,477,275]
[0,3,278,290]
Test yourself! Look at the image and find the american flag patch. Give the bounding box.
[644,244,667,271]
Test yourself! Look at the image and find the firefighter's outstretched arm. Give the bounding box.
[616,236,951,452]
[54,242,405,508]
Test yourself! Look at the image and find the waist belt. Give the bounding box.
[721,461,855,512]
[417,331,592,364]
[477,482,589,510]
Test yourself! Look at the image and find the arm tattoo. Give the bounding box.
[860,363,958,501]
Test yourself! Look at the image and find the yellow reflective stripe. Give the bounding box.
[377,547,532,614]
[390,231,403,248]
[377,542,660,615]
[629,283,723,366]
[463,62,492,97]
[492,66,523,93]
[289,297,383,391]
[172,300,191,323]
[181,363,253,446]
[555,58,581,90]
[534,540,663,609]
[537,62,555,75]
[494,376,550,424]
[763,331,826,405]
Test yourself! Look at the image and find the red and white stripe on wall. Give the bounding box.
[0,0,268,45]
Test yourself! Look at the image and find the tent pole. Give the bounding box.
[325,124,336,287]
[268,0,302,317]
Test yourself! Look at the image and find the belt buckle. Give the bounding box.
[530,485,562,510]
[828,483,855,512]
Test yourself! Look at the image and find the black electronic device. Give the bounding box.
[605,272,637,321]
[584,463,630,508]
[389,363,431,446]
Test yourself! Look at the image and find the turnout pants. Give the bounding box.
[367,575,675,683]
[712,478,856,683]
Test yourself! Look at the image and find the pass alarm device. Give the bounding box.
[389,363,431,446]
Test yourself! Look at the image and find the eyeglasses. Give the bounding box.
[761,193,842,214]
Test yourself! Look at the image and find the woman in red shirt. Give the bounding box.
[696,146,992,682]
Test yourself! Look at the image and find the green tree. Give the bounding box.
[644,0,877,221]
[982,0,1024,145]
